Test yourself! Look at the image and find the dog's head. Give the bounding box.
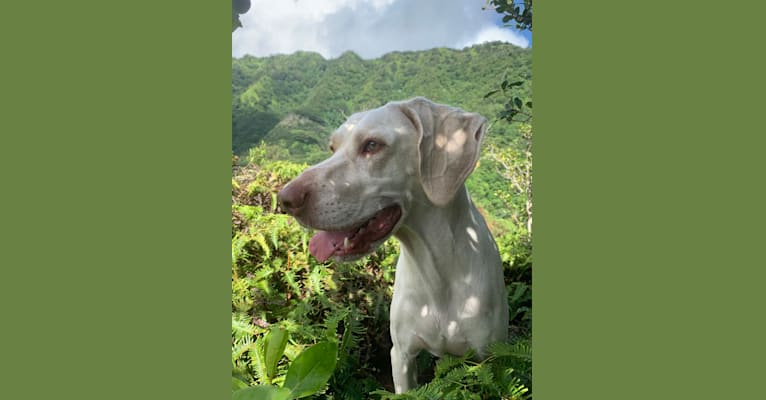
[278,97,487,262]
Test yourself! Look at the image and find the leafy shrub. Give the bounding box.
[233,331,338,399]
[372,341,531,400]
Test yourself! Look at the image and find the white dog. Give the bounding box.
[278,97,508,393]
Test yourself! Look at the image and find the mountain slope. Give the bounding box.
[232,41,531,163]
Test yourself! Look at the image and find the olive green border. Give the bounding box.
[535,1,765,399]
[5,1,765,399]
[2,2,230,399]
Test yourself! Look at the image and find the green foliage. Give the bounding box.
[232,154,398,397]
[233,338,340,400]
[232,151,533,398]
[265,327,290,380]
[232,42,532,229]
[483,1,532,128]
[372,339,532,400]
[484,75,532,124]
[283,341,339,398]
[485,0,533,31]
[232,42,531,160]
[232,0,534,395]
[482,46,532,127]
[233,385,292,400]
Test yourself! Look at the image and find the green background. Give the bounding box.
[2,1,764,399]
[534,1,766,398]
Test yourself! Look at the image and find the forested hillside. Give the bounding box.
[232,41,531,164]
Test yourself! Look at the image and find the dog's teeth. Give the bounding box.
[343,237,350,249]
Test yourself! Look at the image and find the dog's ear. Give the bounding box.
[398,97,487,207]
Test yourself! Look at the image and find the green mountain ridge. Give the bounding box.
[232,41,531,164]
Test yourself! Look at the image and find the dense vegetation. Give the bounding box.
[232,42,530,222]
[232,42,532,399]
[232,42,531,163]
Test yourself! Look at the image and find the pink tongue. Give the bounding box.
[307,206,402,262]
[309,231,351,262]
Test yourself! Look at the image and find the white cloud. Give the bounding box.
[459,26,529,49]
[232,0,529,59]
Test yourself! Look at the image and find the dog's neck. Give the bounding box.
[393,186,495,297]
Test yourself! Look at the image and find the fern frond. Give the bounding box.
[248,336,268,384]
[231,335,255,366]
[322,307,349,342]
[470,363,495,390]
[253,232,271,259]
[487,340,532,361]
[282,270,301,298]
[339,312,366,358]
[232,313,256,340]
[270,218,282,249]
[434,353,468,378]
[232,232,248,268]
[504,375,530,400]
[407,381,444,400]
[440,364,470,386]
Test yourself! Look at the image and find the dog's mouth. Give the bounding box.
[308,205,402,262]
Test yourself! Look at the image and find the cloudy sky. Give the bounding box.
[232,0,531,59]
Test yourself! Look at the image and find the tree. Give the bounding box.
[488,124,532,235]
[232,0,251,32]
[484,0,533,123]
[485,0,532,31]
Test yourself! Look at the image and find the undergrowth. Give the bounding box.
[232,144,532,399]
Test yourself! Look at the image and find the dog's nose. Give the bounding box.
[277,182,308,215]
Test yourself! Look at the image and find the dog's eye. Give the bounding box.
[361,139,382,155]
[329,144,335,153]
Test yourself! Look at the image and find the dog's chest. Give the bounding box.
[392,289,488,356]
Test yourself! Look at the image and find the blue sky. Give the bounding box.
[232,0,530,59]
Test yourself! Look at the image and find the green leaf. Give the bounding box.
[264,326,289,379]
[484,89,500,98]
[232,385,291,400]
[508,80,524,87]
[525,101,533,108]
[232,376,249,391]
[283,341,338,398]
[514,97,523,109]
[271,192,278,212]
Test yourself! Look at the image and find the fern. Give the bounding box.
[440,364,471,387]
[487,340,532,362]
[307,265,327,296]
[232,313,257,341]
[338,312,366,360]
[248,335,269,384]
[434,353,470,378]
[253,232,271,260]
[269,217,283,249]
[324,307,376,399]
[487,339,532,389]
[232,336,255,368]
[471,364,495,391]
[231,232,248,270]
[374,340,532,400]
[322,307,348,342]
[282,269,301,298]
[232,154,531,399]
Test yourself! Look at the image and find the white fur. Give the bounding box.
[279,98,508,393]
